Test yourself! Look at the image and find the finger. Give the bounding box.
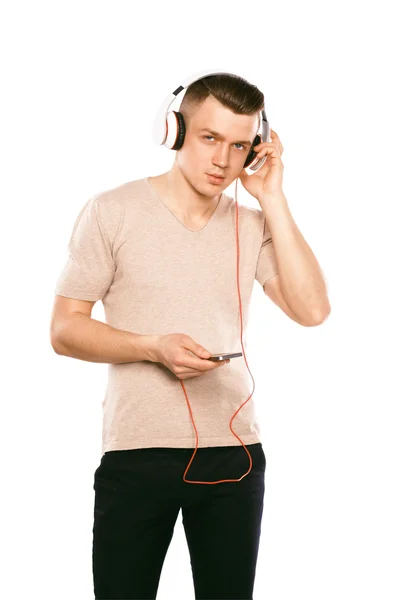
[255,146,282,159]
[184,357,229,371]
[253,141,278,151]
[270,130,282,145]
[179,361,227,377]
[255,136,283,154]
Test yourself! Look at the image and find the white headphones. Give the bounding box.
[152,68,270,172]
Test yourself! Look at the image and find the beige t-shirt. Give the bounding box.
[55,177,278,455]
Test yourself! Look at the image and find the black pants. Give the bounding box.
[92,442,266,599]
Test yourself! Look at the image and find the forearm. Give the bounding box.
[52,313,159,364]
[261,192,331,322]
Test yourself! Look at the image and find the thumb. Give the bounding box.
[198,345,211,359]
[182,336,211,359]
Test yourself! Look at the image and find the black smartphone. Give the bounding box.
[207,352,243,362]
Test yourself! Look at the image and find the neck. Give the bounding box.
[154,163,222,220]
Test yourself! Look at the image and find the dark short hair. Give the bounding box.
[179,73,264,124]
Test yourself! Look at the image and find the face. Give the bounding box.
[176,95,259,196]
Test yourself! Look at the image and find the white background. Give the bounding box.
[1,1,399,599]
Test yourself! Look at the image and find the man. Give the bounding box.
[50,73,330,599]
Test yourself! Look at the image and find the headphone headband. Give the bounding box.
[152,68,270,172]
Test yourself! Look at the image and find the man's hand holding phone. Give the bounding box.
[150,333,242,380]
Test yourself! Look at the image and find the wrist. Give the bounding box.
[140,334,161,363]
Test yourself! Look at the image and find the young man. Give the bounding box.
[51,73,330,599]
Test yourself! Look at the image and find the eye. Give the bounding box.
[203,136,245,150]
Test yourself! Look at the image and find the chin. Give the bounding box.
[194,175,216,196]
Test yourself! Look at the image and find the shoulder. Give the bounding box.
[90,176,149,227]
[92,177,147,213]
[77,177,145,245]
[223,190,265,231]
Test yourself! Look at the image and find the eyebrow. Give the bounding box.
[199,128,252,146]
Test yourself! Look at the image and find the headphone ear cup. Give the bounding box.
[171,111,186,150]
[164,110,186,149]
[244,134,261,168]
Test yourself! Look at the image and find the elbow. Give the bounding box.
[50,321,65,355]
[50,335,63,354]
[306,305,331,326]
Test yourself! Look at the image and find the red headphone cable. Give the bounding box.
[181,177,256,484]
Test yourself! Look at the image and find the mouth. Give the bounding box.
[206,173,226,184]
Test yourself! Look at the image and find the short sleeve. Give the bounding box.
[255,214,278,287]
[54,195,116,301]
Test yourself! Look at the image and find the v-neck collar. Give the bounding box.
[144,177,223,233]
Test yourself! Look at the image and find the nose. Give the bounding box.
[212,144,230,168]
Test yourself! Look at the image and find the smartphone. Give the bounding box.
[207,352,243,362]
